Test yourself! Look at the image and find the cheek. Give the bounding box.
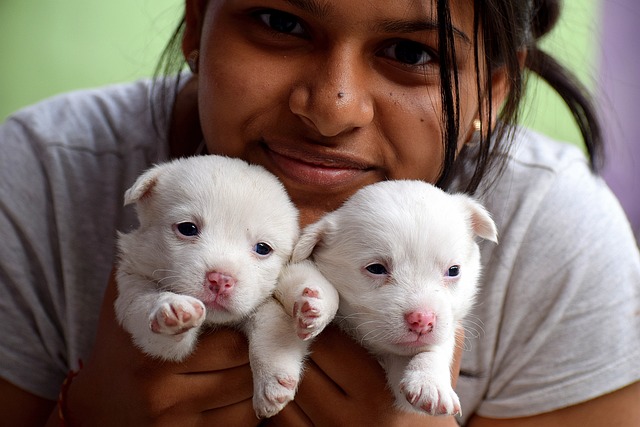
[377,88,445,183]
[196,17,288,158]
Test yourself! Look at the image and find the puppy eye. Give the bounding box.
[254,242,273,256]
[446,265,461,277]
[174,222,199,237]
[365,263,388,275]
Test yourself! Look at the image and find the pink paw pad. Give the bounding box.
[150,300,204,335]
[277,376,298,390]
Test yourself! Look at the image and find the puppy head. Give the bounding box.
[294,180,496,355]
[118,155,299,324]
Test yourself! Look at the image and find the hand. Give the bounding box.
[267,325,464,426]
[55,270,259,426]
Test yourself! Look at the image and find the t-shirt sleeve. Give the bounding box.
[0,115,70,400]
[0,79,173,401]
[475,158,640,418]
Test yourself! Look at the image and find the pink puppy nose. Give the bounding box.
[405,310,437,334]
[207,271,236,294]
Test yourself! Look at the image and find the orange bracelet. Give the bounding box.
[57,359,83,427]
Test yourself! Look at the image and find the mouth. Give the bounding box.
[260,140,374,190]
[201,295,229,312]
[395,333,439,349]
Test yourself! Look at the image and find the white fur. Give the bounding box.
[288,180,498,417]
[114,155,314,418]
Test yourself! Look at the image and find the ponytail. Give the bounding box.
[525,0,603,170]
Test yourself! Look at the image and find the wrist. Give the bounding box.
[57,360,83,426]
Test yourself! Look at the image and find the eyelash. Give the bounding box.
[252,9,308,38]
[378,40,438,68]
[251,9,438,70]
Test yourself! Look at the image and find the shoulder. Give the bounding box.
[477,127,639,292]
[481,127,632,247]
[1,76,178,157]
[458,127,640,420]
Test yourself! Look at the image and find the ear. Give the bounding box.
[182,0,209,58]
[460,197,498,243]
[123,166,162,206]
[466,49,527,145]
[291,214,334,263]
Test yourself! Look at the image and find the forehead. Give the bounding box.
[335,187,471,248]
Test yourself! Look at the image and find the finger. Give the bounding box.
[265,401,313,427]
[200,398,261,427]
[451,326,465,387]
[170,364,254,412]
[292,357,348,424]
[293,325,392,425]
[104,269,255,413]
[177,327,249,373]
[307,325,388,396]
[106,268,250,374]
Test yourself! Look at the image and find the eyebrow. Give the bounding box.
[281,0,470,45]
[375,18,471,45]
[283,0,330,18]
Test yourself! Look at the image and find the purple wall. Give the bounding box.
[599,0,640,241]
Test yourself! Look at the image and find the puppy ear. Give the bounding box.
[123,165,162,206]
[461,197,498,243]
[291,214,333,262]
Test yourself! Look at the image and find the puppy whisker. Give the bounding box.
[359,328,396,346]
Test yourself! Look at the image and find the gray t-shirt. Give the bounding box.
[1,78,638,423]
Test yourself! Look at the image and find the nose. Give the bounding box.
[206,271,236,295]
[405,310,437,335]
[289,50,374,137]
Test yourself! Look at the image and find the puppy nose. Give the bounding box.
[405,310,437,334]
[206,271,236,294]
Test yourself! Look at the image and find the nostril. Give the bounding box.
[405,310,437,333]
[206,271,235,292]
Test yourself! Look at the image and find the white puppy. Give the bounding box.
[114,155,318,418]
[288,180,498,417]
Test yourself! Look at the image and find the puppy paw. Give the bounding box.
[150,294,206,336]
[253,372,299,419]
[292,287,332,340]
[399,371,461,416]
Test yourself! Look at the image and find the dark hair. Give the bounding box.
[154,0,603,194]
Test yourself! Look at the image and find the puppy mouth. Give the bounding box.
[200,294,231,311]
[395,332,440,349]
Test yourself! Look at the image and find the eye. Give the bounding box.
[254,242,273,256]
[446,265,461,277]
[365,263,389,275]
[255,9,305,36]
[379,40,435,66]
[174,222,199,237]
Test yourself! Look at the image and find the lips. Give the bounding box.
[260,141,374,190]
[395,332,440,348]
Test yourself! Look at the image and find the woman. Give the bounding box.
[1,0,638,425]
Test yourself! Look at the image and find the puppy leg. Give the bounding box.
[245,298,310,418]
[275,260,339,340]
[390,337,461,416]
[115,272,205,361]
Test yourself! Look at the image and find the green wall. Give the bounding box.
[0,0,182,119]
[1,1,599,146]
[520,1,601,146]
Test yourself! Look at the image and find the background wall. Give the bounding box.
[598,0,640,241]
[1,1,637,238]
[0,0,183,120]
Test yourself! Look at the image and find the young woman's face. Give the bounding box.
[190,0,481,225]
